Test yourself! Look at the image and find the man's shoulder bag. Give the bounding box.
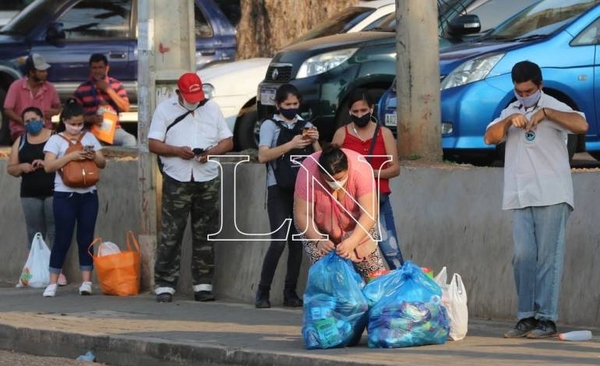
[157,100,207,175]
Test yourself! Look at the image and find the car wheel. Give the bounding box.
[0,88,11,146]
[234,105,259,151]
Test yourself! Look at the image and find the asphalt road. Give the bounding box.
[0,350,111,366]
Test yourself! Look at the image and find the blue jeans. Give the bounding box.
[49,191,99,273]
[112,128,137,147]
[512,203,571,322]
[378,193,404,269]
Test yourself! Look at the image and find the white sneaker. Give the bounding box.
[79,281,92,295]
[57,273,68,286]
[43,284,58,297]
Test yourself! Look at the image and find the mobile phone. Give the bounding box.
[302,127,311,137]
[193,148,206,155]
[84,145,94,152]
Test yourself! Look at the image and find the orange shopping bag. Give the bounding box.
[88,231,141,296]
[91,110,118,144]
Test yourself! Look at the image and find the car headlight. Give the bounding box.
[296,48,358,79]
[202,83,215,100]
[440,53,504,90]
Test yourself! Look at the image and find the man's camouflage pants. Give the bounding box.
[154,174,220,293]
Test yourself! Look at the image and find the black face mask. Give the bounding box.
[351,113,371,128]
[279,108,298,120]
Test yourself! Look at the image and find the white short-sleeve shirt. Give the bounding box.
[486,92,584,210]
[148,97,233,182]
[43,132,102,193]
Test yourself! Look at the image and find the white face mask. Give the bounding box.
[65,124,83,135]
[181,100,199,111]
[325,175,348,191]
[514,89,541,108]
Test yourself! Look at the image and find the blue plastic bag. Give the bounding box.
[302,252,370,349]
[363,261,450,348]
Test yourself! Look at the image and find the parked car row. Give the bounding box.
[0,0,236,145]
[254,0,537,151]
[198,0,396,150]
[379,0,600,164]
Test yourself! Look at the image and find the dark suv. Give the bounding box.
[0,0,236,145]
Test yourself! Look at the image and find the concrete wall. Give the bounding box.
[1,157,598,327]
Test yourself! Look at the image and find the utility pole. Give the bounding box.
[137,0,196,290]
[395,0,443,161]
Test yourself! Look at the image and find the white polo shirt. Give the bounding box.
[148,97,232,182]
[487,92,584,210]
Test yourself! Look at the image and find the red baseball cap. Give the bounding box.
[177,72,205,103]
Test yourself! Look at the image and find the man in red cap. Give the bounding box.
[148,72,233,303]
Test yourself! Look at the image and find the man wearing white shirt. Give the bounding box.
[484,61,588,339]
[149,73,233,303]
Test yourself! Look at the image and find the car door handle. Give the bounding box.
[109,52,126,59]
[200,50,216,56]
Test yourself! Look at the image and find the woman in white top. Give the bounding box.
[41,98,106,297]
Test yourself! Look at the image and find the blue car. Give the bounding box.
[379,0,600,164]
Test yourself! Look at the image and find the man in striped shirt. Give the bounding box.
[73,53,137,147]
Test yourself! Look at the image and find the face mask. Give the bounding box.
[25,120,44,135]
[65,123,83,135]
[351,113,371,128]
[181,100,199,111]
[325,175,348,191]
[279,108,298,120]
[514,89,541,108]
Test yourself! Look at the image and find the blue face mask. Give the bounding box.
[514,89,541,108]
[25,120,44,135]
[279,108,298,120]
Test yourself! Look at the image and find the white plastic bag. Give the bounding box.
[18,232,51,288]
[434,266,469,341]
[98,241,121,256]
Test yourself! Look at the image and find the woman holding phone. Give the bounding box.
[41,98,106,297]
[254,83,321,308]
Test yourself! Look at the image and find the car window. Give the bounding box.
[0,0,31,11]
[59,0,131,39]
[292,6,381,44]
[488,0,599,40]
[0,0,56,35]
[572,17,600,45]
[195,3,214,38]
[465,0,539,32]
[376,0,479,33]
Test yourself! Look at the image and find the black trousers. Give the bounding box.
[258,185,303,292]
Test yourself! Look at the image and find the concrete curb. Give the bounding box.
[0,324,382,366]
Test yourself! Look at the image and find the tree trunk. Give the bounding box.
[237,0,359,59]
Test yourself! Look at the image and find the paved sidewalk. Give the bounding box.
[0,284,598,366]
